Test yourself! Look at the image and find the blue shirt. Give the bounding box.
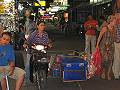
[27,31,49,46]
[0,44,15,66]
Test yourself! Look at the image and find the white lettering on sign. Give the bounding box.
[79,63,84,67]
[66,64,72,67]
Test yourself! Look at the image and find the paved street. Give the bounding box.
[4,32,120,90]
[0,0,117,89]
[9,34,85,90]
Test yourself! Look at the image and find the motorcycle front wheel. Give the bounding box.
[37,69,47,90]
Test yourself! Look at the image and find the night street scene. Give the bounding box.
[0,0,120,90]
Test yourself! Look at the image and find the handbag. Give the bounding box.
[92,48,102,76]
[88,48,102,79]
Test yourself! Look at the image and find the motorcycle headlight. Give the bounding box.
[35,45,44,50]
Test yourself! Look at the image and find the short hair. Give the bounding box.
[24,9,31,14]
[87,13,92,17]
[2,32,12,38]
[36,20,45,26]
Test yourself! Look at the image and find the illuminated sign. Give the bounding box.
[0,4,4,14]
[59,6,68,10]
[0,0,4,2]
[90,0,103,3]
[34,1,46,6]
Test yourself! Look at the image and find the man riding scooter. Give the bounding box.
[23,20,52,84]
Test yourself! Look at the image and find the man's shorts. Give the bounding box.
[0,66,26,81]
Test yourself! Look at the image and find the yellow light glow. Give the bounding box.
[0,4,4,14]
[35,1,46,6]
[46,8,49,12]
[0,0,4,2]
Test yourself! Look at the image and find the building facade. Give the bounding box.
[68,0,112,23]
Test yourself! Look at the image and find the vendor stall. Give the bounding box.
[49,50,88,82]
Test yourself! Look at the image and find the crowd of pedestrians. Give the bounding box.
[84,1,120,80]
[0,8,52,89]
[0,0,120,89]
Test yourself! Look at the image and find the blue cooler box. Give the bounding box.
[61,57,88,82]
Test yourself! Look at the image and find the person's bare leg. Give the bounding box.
[116,0,120,9]
[15,74,25,90]
[107,63,112,80]
[1,78,7,90]
[101,68,105,79]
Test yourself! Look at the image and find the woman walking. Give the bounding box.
[96,16,115,80]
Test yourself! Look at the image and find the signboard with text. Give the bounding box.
[34,1,46,6]
[0,0,4,2]
[0,4,4,14]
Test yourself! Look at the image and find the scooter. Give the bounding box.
[29,44,48,90]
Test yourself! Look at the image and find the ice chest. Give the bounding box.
[61,56,88,82]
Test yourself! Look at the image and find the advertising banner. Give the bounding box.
[35,1,46,6]
[0,4,4,14]
[0,0,4,2]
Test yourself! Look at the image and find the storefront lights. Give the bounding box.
[90,0,104,3]
[4,0,13,3]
